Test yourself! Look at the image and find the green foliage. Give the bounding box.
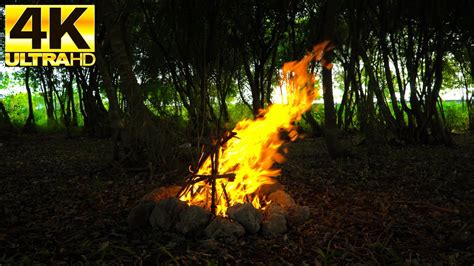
[227,103,253,126]
[1,89,470,134]
[442,54,465,91]
[443,101,469,131]
[0,71,10,90]
[2,93,34,126]
[1,91,84,131]
[298,103,325,132]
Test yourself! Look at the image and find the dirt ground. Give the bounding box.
[0,133,473,264]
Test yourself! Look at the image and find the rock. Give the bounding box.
[256,180,284,198]
[267,190,296,209]
[127,201,156,228]
[149,204,172,231]
[130,185,183,229]
[227,203,263,234]
[204,217,246,241]
[286,205,310,226]
[149,197,188,231]
[260,203,288,235]
[178,143,192,149]
[265,202,288,216]
[141,185,182,203]
[261,214,287,235]
[175,205,211,234]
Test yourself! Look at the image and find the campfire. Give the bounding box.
[129,42,329,239]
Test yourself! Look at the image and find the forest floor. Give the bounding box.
[0,133,473,264]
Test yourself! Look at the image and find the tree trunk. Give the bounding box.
[466,84,474,131]
[100,0,158,163]
[23,68,36,133]
[303,111,323,136]
[69,71,78,128]
[75,68,109,137]
[38,68,56,127]
[75,74,87,128]
[428,38,453,144]
[456,48,474,131]
[380,37,404,129]
[469,105,474,131]
[0,101,14,132]
[97,47,122,161]
[64,72,73,137]
[52,85,66,126]
[322,56,345,157]
[320,0,345,158]
[336,68,350,129]
[360,49,396,133]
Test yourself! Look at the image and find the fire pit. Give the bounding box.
[128,181,310,241]
[128,43,329,241]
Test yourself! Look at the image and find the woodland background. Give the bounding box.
[0,0,472,165]
[0,0,473,264]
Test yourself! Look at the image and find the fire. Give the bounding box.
[179,42,329,216]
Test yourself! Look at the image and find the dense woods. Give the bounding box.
[1,0,472,165]
[0,0,473,264]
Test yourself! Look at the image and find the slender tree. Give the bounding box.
[23,67,36,133]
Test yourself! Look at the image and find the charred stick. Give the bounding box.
[193,173,236,180]
[178,172,236,198]
[192,130,237,174]
[210,152,217,215]
[221,183,231,207]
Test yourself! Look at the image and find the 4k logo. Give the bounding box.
[5,5,95,67]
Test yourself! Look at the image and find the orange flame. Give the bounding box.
[179,42,328,216]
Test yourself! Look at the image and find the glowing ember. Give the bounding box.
[179,42,329,216]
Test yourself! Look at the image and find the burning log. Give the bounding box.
[177,131,238,216]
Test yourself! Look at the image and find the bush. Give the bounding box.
[443,101,469,131]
